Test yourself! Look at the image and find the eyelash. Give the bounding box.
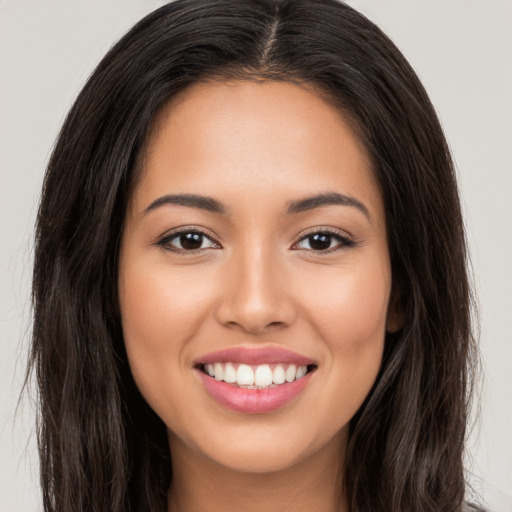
[293,227,356,253]
[155,227,356,255]
[156,228,220,255]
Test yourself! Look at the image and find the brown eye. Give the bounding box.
[306,233,332,251]
[179,232,204,250]
[295,230,355,252]
[158,230,219,252]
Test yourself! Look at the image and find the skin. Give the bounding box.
[118,80,397,512]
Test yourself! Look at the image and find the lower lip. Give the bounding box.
[197,370,313,414]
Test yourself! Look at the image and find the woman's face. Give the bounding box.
[119,80,395,474]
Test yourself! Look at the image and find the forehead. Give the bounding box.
[132,80,383,224]
[146,79,369,164]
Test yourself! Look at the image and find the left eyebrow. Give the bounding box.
[284,192,371,220]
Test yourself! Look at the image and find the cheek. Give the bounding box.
[300,257,390,340]
[298,255,390,401]
[120,258,218,340]
[118,259,217,398]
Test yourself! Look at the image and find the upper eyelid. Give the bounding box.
[300,226,350,237]
[293,226,353,243]
[159,226,220,242]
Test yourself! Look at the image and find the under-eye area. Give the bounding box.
[196,362,318,389]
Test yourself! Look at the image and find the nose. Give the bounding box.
[215,245,297,335]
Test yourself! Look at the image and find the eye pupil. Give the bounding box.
[309,233,331,250]
[180,232,203,250]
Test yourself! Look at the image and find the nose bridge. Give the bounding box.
[216,236,295,333]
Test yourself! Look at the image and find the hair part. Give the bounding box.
[29,1,481,511]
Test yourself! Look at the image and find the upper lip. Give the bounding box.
[195,346,316,366]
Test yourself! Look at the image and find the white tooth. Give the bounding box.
[207,364,215,377]
[285,364,297,383]
[296,365,307,379]
[214,362,224,381]
[224,363,237,383]
[236,364,254,386]
[273,365,286,385]
[254,364,273,387]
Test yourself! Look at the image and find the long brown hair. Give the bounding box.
[29,0,482,510]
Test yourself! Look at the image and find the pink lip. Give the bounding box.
[197,370,314,414]
[195,346,316,414]
[196,346,316,366]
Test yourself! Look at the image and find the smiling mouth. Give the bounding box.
[197,362,317,389]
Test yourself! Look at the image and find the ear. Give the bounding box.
[386,285,404,333]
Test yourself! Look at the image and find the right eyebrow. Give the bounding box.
[142,194,228,216]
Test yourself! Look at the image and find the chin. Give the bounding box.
[169,419,347,476]
[205,441,310,474]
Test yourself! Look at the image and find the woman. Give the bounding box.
[29,0,483,510]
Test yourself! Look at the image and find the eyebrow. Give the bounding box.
[284,192,370,219]
[143,194,227,215]
[143,191,370,219]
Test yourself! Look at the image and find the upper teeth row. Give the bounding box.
[205,363,308,387]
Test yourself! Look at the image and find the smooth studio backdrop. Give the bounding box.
[1,1,511,511]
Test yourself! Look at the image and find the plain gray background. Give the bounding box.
[1,1,511,510]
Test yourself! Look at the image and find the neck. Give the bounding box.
[167,430,348,512]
